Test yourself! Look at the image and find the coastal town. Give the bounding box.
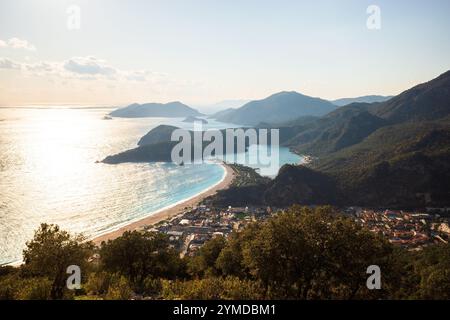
[119,164,450,256]
[142,205,274,257]
[135,203,450,257]
[350,207,450,249]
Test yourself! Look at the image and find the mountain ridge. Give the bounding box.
[207,70,450,208]
[332,95,393,107]
[371,70,450,123]
[215,91,337,125]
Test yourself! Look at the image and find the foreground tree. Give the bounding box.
[22,223,94,299]
[100,231,185,292]
[216,206,396,299]
[412,243,450,299]
[188,236,226,277]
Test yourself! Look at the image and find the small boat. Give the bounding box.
[102,115,113,120]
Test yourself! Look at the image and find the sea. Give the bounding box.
[0,106,302,265]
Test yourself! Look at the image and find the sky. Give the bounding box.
[0,0,449,107]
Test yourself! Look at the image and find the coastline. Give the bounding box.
[92,163,235,245]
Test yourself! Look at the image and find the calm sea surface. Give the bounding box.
[0,107,301,265]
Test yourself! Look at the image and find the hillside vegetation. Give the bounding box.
[210,71,450,208]
[2,207,449,300]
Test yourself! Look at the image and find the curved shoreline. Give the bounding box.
[92,163,235,245]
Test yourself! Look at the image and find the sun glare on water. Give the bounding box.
[0,108,227,265]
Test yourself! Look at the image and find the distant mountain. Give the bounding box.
[196,100,250,114]
[207,108,236,120]
[332,95,393,107]
[110,101,201,118]
[372,70,450,123]
[215,91,337,125]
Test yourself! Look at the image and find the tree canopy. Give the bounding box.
[1,207,449,300]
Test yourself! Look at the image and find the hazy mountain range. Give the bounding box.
[221,70,450,208]
[208,94,393,125]
[331,95,393,106]
[105,70,450,208]
[110,93,394,123]
[194,100,250,114]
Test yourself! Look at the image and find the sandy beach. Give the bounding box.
[92,163,235,245]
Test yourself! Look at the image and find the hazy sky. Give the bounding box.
[0,0,449,107]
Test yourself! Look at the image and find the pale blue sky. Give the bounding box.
[0,0,449,106]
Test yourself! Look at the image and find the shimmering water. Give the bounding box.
[0,107,301,265]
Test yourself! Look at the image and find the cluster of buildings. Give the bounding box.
[137,204,450,255]
[147,205,273,257]
[349,207,450,249]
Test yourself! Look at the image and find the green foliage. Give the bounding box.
[216,206,396,299]
[0,275,52,300]
[228,164,271,188]
[22,223,94,299]
[161,277,265,300]
[0,274,19,300]
[100,231,185,291]
[4,211,450,300]
[142,277,163,298]
[286,104,386,156]
[15,277,53,300]
[105,275,133,300]
[409,244,450,299]
[264,165,338,206]
[85,271,114,296]
[314,120,450,207]
[216,232,248,277]
[206,164,271,207]
[188,236,226,277]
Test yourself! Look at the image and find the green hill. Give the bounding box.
[104,71,450,208]
[372,70,450,123]
[283,103,387,155]
[208,71,450,208]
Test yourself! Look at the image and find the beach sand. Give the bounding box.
[92,163,235,245]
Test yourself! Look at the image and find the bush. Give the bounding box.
[85,271,113,296]
[142,277,163,298]
[161,277,265,300]
[0,275,18,300]
[105,275,133,300]
[16,277,53,300]
[100,231,185,290]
